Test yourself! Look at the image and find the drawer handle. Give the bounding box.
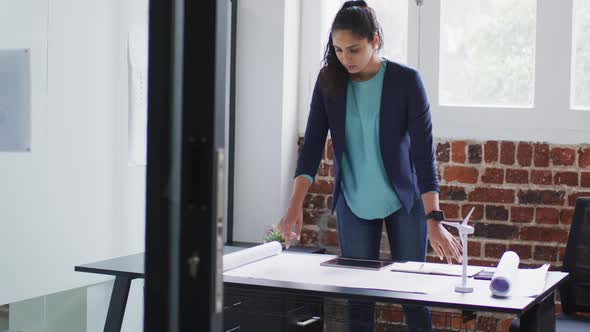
[296,316,321,327]
[223,301,242,310]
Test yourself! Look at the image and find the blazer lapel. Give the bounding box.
[380,61,392,145]
[328,87,347,165]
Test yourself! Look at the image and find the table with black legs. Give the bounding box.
[75,246,567,332]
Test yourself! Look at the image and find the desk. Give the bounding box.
[74,245,324,332]
[76,248,567,332]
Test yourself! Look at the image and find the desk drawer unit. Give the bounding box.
[223,286,323,332]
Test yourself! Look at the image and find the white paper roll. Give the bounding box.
[223,241,283,272]
[490,251,520,297]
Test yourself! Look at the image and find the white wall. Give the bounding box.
[297,0,325,136]
[233,0,301,242]
[0,0,147,305]
[280,0,302,218]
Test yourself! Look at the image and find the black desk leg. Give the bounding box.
[519,292,556,332]
[104,276,132,332]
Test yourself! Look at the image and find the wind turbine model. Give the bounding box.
[441,207,476,293]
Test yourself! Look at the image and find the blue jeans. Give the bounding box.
[336,196,433,332]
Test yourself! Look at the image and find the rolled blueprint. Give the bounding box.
[223,241,283,272]
[489,251,520,297]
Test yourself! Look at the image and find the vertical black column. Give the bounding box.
[226,0,238,244]
[144,0,177,330]
[179,0,223,330]
[145,0,226,331]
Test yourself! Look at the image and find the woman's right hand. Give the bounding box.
[278,175,313,249]
[278,204,303,249]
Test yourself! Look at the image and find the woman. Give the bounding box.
[278,1,462,331]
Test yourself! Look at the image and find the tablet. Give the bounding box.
[472,270,495,280]
[320,257,392,270]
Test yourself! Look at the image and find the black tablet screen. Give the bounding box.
[321,257,391,270]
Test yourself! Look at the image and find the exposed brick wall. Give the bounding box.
[298,138,590,265]
[432,139,590,269]
[297,137,590,331]
[297,137,340,249]
[376,304,515,332]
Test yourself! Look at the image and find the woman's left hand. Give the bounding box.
[427,220,463,264]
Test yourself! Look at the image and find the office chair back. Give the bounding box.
[560,197,590,314]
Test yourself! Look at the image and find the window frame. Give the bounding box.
[418,0,590,144]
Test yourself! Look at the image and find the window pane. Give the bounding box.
[323,0,408,64]
[572,0,590,109]
[439,0,536,107]
[368,0,408,64]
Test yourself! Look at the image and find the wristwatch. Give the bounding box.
[425,210,445,221]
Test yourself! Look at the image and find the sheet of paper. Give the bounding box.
[224,253,430,294]
[423,264,551,298]
[390,261,484,277]
[510,264,550,297]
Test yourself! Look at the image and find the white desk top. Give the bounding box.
[223,252,568,314]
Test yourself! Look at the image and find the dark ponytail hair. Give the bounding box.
[319,0,384,96]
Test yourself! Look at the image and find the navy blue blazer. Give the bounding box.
[295,60,439,215]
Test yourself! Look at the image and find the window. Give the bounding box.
[368,0,409,64]
[418,1,590,143]
[439,0,536,107]
[301,0,590,142]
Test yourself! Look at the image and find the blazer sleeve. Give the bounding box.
[407,70,440,194]
[294,76,329,180]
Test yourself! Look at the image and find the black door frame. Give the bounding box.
[144,0,228,331]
